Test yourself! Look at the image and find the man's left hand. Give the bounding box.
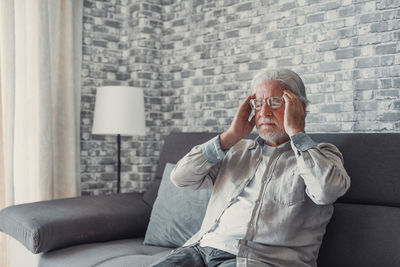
[282,89,306,137]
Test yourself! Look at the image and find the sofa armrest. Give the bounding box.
[0,193,151,254]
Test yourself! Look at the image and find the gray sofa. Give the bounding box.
[1,132,400,267]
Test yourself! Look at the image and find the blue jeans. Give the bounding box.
[150,244,236,267]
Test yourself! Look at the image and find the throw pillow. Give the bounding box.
[142,179,161,207]
[143,163,211,247]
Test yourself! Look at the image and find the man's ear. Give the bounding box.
[302,102,307,117]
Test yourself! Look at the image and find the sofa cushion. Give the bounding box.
[309,133,400,207]
[39,238,172,267]
[142,179,161,208]
[144,163,211,247]
[317,203,400,267]
[0,193,150,253]
[94,251,171,267]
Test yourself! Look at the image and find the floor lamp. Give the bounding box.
[92,86,146,193]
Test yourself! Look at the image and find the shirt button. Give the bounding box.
[256,200,260,205]
[295,144,300,148]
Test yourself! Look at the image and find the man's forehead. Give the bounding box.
[256,81,285,95]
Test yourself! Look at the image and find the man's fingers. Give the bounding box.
[283,90,294,100]
[243,93,256,103]
[282,93,292,105]
[284,90,302,103]
[241,94,256,111]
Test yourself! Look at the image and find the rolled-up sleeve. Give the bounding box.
[170,135,225,190]
[290,133,351,205]
[201,135,227,164]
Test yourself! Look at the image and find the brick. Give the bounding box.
[321,2,341,11]
[391,100,400,110]
[150,4,162,13]
[273,39,288,48]
[355,101,377,111]
[335,48,361,59]
[306,114,326,123]
[105,20,121,28]
[320,104,342,113]
[277,18,297,28]
[236,72,252,81]
[203,68,215,76]
[377,0,400,10]
[319,62,342,72]
[375,44,397,54]
[277,58,292,67]
[92,40,108,48]
[266,30,283,40]
[351,35,381,46]
[278,2,296,11]
[355,79,379,90]
[370,21,389,32]
[318,41,339,51]
[359,13,382,23]
[378,89,400,98]
[172,19,185,26]
[225,30,239,38]
[306,124,341,132]
[356,57,380,68]
[223,0,239,7]
[307,13,325,23]
[204,119,218,126]
[379,112,400,121]
[250,25,265,34]
[249,61,266,70]
[236,2,252,12]
[337,27,357,38]
[381,79,393,88]
[338,5,360,17]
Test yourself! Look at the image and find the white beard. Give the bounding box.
[257,124,289,145]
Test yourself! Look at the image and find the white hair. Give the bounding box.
[251,68,309,105]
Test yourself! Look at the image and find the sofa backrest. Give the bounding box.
[310,133,400,267]
[155,132,400,267]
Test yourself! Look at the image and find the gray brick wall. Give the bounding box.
[82,0,400,195]
[81,0,165,195]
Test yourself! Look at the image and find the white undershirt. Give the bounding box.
[199,145,276,255]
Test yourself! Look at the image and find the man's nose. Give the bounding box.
[260,102,273,117]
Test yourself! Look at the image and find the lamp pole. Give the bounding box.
[117,134,121,193]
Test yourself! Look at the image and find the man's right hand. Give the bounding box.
[219,93,256,150]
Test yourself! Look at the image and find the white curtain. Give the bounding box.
[0,1,83,266]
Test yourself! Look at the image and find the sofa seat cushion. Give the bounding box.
[39,238,172,267]
[93,252,171,267]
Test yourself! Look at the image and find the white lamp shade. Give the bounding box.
[92,86,146,136]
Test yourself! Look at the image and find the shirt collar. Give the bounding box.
[248,135,291,150]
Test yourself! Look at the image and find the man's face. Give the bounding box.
[254,81,289,146]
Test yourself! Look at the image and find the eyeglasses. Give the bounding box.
[250,97,284,110]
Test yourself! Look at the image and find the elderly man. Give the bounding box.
[151,69,350,267]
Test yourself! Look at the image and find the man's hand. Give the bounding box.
[220,94,256,150]
[282,89,306,137]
